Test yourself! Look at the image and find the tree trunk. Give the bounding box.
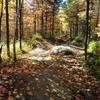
[15,0,19,40]
[69,22,72,39]
[85,0,90,61]
[45,6,48,33]
[41,11,44,33]
[96,0,100,27]
[88,16,91,40]
[34,14,36,33]
[0,0,3,62]
[19,0,23,51]
[75,15,79,36]
[73,23,75,37]
[13,15,17,62]
[49,17,52,36]
[51,6,55,37]
[13,0,19,62]
[5,0,10,57]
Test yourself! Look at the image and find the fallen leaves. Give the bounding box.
[0,54,100,100]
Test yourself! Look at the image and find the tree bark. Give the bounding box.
[19,0,23,51]
[51,7,55,37]
[69,21,72,39]
[45,5,48,33]
[15,0,19,40]
[41,11,44,33]
[34,14,36,33]
[13,15,17,62]
[0,0,3,62]
[85,0,90,61]
[5,0,10,57]
[96,0,100,27]
[13,0,19,62]
[75,15,79,36]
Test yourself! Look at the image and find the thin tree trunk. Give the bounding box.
[75,15,79,36]
[0,0,3,62]
[21,0,24,37]
[0,15,2,62]
[34,14,36,33]
[85,0,90,61]
[19,0,23,51]
[75,5,79,36]
[19,0,22,50]
[96,0,100,27]
[13,0,19,62]
[40,0,44,33]
[45,6,48,33]
[73,23,75,37]
[88,16,91,40]
[13,15,17,62]
[15,0,19,40]
[52,7,55,37]
[36,14,39,32]
[52,0,56,37]
[50,17,52,37]
[69,22,72,39]
[5,0,10,57]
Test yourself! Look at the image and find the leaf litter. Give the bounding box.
[0,47,100,100]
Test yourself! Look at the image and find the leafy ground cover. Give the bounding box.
[0,57,100,100]
[0,41,100,100]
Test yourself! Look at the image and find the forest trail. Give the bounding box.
[23,40,84,61]
[0,41,100,100]
[22,40,54,61]
[0,0,100,99]
[21,41,99,100]
[23,48,52,61]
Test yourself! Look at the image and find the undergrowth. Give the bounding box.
[86,40,100,78]
[1,40,31,63]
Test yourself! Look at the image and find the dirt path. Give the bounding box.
[30,56,100,100]
[22,41,84,62]
[23,48,52,61]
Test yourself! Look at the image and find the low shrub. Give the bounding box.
[27,33,43,48]
[74,34,83,43]
[86,41,100,77]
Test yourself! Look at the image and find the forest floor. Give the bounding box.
[0,40,100,100]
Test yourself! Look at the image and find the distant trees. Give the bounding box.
[63,0,80,39]
[51,0,62,36]
[32,0,62,37]
[0,0,99,63]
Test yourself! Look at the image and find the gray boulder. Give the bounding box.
[50,46,74,55]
